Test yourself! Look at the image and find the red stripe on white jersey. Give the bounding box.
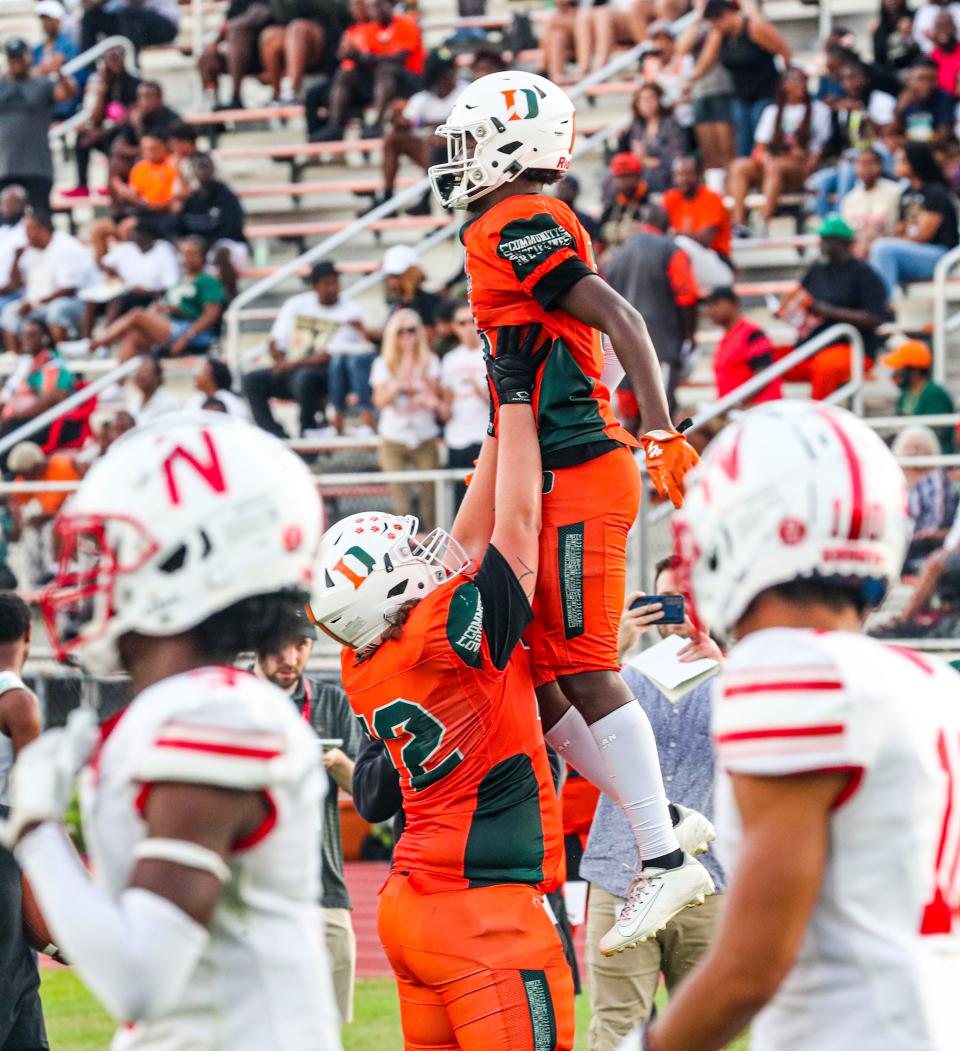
[716,723,846,745]
[724,680,844,698]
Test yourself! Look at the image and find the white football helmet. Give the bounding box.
[308,513,470,650]
[40,414,323,675]
[673,401,911,637]
[429,70,576,210]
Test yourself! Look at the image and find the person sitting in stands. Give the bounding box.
[176,154,248,301]
[313,0,425,141]
[379,52,464,211]
[89,238,224,360]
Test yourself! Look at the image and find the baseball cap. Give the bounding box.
[308,260,338,283]
[291,605,319,640]
[610,152,644,176]
[382,244,420,276]
[818,215,854,241]
[880,339,932,370]
[36,1,66,20]
[7,441,45,474]
[4,38,29,58]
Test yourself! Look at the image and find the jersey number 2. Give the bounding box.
[370,699,464,792]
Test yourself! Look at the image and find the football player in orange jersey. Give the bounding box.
[308,325,575,1051]
[428,69,713,955]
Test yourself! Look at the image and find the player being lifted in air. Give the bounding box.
[428,70,713,953]
[309,325,575,1050]
[1,415,341,1051]
[629,401,960,1051]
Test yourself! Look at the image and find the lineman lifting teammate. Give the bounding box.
[428,70,714,953]
[631,401,960,1051]
[310,325,575,1050]
[1,415,341,1051]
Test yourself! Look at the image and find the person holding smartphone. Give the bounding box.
[581,558,725,1051]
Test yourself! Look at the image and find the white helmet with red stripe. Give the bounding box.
[40,414,323,676]
[673,400,910,636]
[308,512,470,650]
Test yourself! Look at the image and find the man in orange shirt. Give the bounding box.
[662,157,734,290]
[317,0,426,140]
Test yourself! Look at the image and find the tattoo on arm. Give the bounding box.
[516,556,535,600]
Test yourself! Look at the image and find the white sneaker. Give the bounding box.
[599,854,715,956]
[673,804,716,856]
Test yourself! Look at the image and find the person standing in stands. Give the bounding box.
[704,287,782,404]
[0,593,47,1051]
[253,611,362,1027]
[694,0,790,158]
[0,39,76,210]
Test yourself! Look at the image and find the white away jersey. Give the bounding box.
[713,629,960,1051]
[81,666,341,1051]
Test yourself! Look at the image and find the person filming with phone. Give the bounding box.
[579,557,726,1051]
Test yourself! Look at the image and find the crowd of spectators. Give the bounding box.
[0,0,959,639]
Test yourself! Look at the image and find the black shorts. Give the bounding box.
[693,94,733,124]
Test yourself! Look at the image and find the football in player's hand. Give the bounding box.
[22,873,65,961]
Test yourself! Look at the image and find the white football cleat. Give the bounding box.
[673,804,716,856]
[599,853,715,957]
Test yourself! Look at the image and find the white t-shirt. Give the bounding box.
[0,220,26,289]
[866,89,898,126]
[841,178,902,239]
[134,386,182,423]
[270,293,368,356]
[102,240,180,292]
[21,230,96,303]
[403,81,465,127]
[82,668,339,1050]
[440,343,488,450]
[371,352,441,447]
[714,629,960,1051]
[944,499,960,550]
[755,99,833,153]
[914,1,960,52]
[187,389,250,420]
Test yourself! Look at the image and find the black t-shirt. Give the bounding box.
[0,806,42,1043]
[392,288,442,328]
[178,180,247,246]
[801,257,890,359]
[899,182,960,250]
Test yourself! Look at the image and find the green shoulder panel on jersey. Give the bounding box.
[464,753,545,887]
[496,213,577,284]
[445,581,484,668]
[536,337,609,452]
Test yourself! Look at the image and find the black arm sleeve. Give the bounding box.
[474,543,534,670]
[532,256,595,312]
[351,733,402,823]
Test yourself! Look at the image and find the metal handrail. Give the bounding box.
[644,323,865,529]
[866,414,960,431]
[222,23,689,375]
[0,354,142,458]
[48,36,139,141]
[931,243,960,387]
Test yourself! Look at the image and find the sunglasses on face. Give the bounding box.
[398,326,419,335]
[454,318,473,326]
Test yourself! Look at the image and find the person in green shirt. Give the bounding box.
[881,339,956,452]
[90,237,226,361]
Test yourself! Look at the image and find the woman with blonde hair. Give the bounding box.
[371,308,443,530]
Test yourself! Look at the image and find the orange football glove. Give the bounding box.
[639,429,699,509]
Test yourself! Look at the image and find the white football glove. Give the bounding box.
[0,708,98,850]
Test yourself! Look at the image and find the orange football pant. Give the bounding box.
[377,873,576,1051]
[527,445,641,688]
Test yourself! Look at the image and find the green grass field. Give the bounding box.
[40,969,748,1050]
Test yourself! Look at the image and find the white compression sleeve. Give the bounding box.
[16,822,210,1023]
[590,704,679,861]
[545,706,621,803]
[600,334,625,394]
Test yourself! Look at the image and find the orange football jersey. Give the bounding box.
[340,548,564,893]
[461,194,637,461]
